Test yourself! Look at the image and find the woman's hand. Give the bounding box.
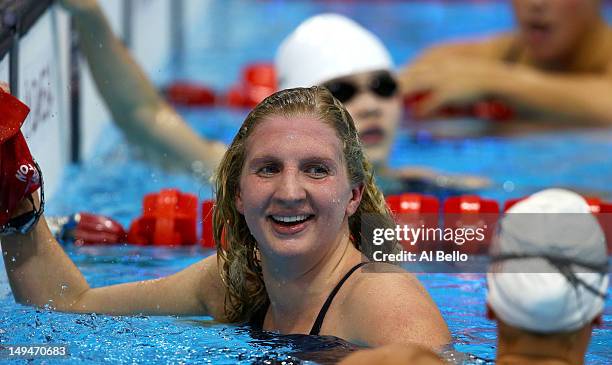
[399,56,508,119]
[0,81,9,93]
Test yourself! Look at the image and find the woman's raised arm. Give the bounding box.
[1,195,226,318]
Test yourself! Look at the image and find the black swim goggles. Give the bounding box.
[323,71,398,104]
[0,161,45,236]
[490,253,608,299]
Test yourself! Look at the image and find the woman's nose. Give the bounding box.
[273,169,306,205]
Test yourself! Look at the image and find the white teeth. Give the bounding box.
[272,215,309,223]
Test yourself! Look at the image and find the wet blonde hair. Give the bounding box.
[214,86,395,322]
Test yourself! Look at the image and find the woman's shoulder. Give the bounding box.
[346,263,429,304]
[339,263,451,348]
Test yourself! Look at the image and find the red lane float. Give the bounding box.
[404,91,514,122]
[164,81,216,107]
[386,194,439,252]
[225,62,277,108]
[506,195,612,254]
[71,190,611,256]
[72,212,127,246]
[128,189,198,246]
[586,198,612,254]
[443,195,499,254]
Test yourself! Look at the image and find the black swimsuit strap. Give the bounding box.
[309,261,370,336]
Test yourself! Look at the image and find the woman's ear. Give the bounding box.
[235,189,244,215]
[346,183,365,217]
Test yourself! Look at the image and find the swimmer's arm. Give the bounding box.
[66,254,227,318]
[63,1,225,173]
[470,66,612,125]
[1,197,226,318]
[337,344,446,365]
[401,33,612,124]
[343,271,451,350]
[401,33,514,71]
[387,167,490,192]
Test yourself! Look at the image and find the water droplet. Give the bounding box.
[503,180,515,192]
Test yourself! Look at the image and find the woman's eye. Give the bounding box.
[257,165,279,176]
[306,165,329,178]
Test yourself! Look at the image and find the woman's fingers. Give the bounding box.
[0,82,9,93]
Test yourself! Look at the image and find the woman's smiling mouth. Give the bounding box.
[268,214,315,235]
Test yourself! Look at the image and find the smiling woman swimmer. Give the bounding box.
[59,0,489,195]
[1,87,451,349]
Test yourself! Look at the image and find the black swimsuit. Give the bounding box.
[250,261,370,335]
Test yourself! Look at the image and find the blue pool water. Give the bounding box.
[2,1,612,364]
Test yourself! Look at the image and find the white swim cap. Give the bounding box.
[275,14,394,90]
[487,188,609,333]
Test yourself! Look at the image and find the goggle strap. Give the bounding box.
[491,253,608,299]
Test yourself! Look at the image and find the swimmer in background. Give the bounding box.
[400,0,612,127]
[486,189,608,365]
[1,86,451,350]
[343,188,609,365]
[59,0,489,195]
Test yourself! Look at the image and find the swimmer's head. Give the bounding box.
[214,86,395,322]
[487,188,608,334]
[513,0,603,64]
[275,14,401,167]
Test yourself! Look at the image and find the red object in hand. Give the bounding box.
[128,189,198,246]
[225,62,277,108]
[73,212,127,245]
[0,90,41,228]
[164,81,216,107]
[0,89,29,143]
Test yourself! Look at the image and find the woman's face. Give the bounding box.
[323,70,402,168]
[236,114,363,261]
[513,0,601,63]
